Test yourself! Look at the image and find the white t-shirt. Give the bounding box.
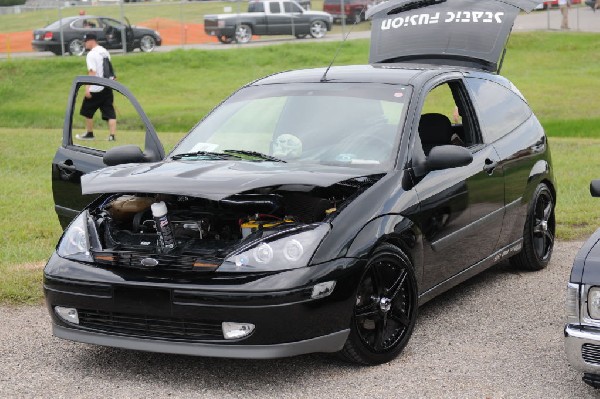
[86,45,111,93]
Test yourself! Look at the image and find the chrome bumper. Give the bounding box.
[565,324,600,374]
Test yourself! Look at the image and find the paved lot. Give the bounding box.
[0,241,597,398]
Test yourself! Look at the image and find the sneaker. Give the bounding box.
[108,135,116,141]
[75,132,95,140]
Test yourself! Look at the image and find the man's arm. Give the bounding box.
[85,69,95,98]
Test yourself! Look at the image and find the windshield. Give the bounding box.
[172,83,410,168]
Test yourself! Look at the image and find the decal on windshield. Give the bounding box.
[380,11,504,30]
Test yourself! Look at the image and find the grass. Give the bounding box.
[1,31,600,304]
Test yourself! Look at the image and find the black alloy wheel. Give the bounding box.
[339,243,417,365]
[510,183,555,271]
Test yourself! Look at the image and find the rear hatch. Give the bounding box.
[367,0,541,72]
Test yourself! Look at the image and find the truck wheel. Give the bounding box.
[235,24,252,44]
[309,20,327,39]
[295,33,307,39]
[218,35,234,44]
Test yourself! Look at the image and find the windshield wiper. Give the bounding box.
[222,149,286,163]
[170,151,242,161]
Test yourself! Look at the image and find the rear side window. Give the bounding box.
[466,78,532,144]
[248,2,265,12]
[269,2,281,13]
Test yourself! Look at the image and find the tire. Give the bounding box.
[339,243,418,365]
[295,33,308,39]
[509,183,555,271]
[217,35,234,44]
[139,35,156,53]
[235,24,252,44]
[68,39,85,56]
[309,20,327,39]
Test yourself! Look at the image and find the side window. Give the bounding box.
[70,83,183,154]
[72,18,102,29]
[283,2,302,12]
[466,78,532,144]
[269,2,282,13]
[248,2,265,12]
[418,81,480,154]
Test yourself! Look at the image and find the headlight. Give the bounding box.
[566,283,580,323]
[588,286,600,320]
[56,211,93,262]
[154,30,161,38]
[219,224,330,272]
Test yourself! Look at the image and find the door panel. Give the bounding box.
[413,144,504,289]
[52,76,164,229]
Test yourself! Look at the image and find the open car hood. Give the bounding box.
[367,0,541,72]
[81,160,381,200]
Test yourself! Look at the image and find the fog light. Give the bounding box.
[222,322,255,340]
[312,281,336,299]
[55,306,79,325]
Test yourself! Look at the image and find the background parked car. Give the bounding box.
[31,15,162,56]
[323,0,375,24]
[535,0,582,10]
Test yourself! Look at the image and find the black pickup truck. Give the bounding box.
[204,0,333,44]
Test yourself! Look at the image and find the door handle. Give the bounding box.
[483,158,497,174]
[58,161,77,172]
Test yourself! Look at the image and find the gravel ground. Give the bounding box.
[0,241,596,398]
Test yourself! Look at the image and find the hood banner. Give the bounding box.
[368,0,539,71]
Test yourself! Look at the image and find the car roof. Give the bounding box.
[251,64,498,87]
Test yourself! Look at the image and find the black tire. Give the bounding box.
[235,24,252,44]
[339,243,418,365]
[217,35,234,44]
[68,38,85,56]
[510,183,555,271]
[295,33,308,39]
[309,20,327,39]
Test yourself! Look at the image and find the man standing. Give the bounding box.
[76,33,117,141]
[558,0,570,30]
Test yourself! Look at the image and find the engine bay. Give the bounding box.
[87,176,383,272]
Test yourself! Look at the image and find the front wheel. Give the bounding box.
[309,20,327,39]
[139,35,156,52]
[68,39,85,56]
[235,24,252,44]
[339,243,418,365]
[510,183,555,271]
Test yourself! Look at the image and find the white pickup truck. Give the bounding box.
[204,0,333,44]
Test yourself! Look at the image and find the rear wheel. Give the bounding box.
[510,183,555,271]
[309,20,327,39]
[235,24,252,44]
[139,35,156,52]
[68,39,85,56]
[339,243,418,365]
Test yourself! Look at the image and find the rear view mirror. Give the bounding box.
[104,145,146,166]
[591,180,600,198]
[426,145,473,172]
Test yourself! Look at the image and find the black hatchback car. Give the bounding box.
[46,0,555,365]
[32,15,161,56]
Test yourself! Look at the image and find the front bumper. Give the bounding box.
[44,252,363,358]
[565,324,600,374]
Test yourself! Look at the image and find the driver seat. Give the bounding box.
[419,113,453,155]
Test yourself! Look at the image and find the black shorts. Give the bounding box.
[79,88,116,121]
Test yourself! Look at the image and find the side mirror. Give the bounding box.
[591,180,600,198]
[103,145,147,166]
[426,145,473,172]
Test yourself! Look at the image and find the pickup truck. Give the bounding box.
[204,0,333,44]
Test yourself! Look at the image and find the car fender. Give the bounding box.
[572,228,600,285]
